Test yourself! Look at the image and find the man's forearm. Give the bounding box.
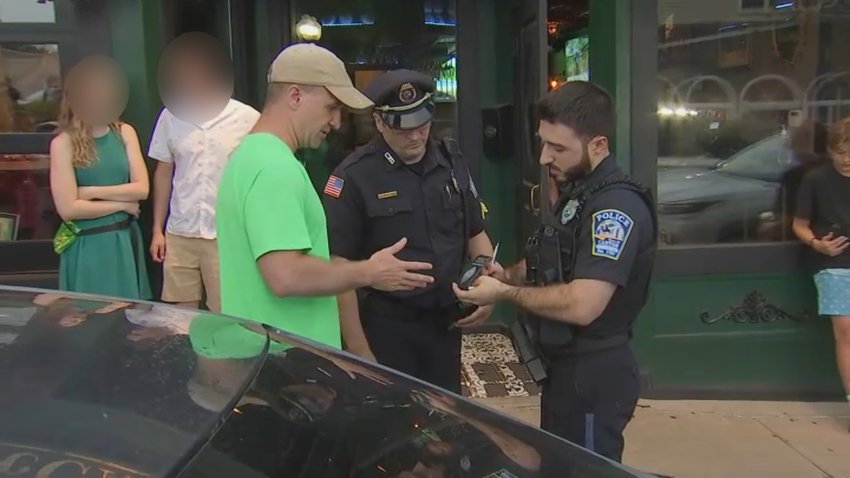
[281,256,372,296]
[262,253,372,298]
[151,165,173,233]
[337,290,371,352]
[467,231,494,260]
[503,283,579,323]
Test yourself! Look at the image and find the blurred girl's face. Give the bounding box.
[65,56,128,127]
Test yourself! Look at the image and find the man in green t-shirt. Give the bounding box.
[215,43,435,356]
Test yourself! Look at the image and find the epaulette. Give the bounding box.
[586,175,652,198]
[438,137,461,159]
[336,142,379,172]
[579,174,658,238]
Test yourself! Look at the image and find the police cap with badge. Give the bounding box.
[364,69,435,130]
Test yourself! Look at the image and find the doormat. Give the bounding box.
[461,332,540,398]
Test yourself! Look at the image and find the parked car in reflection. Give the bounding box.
[657,155,723,171]
[657,133,794,245]
[0,286,654,477]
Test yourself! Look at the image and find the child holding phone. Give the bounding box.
[793,116,850,412]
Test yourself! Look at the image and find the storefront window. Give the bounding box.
[0,41,60,243]
[0,152,52,242]
[0,43,61,134]
[292,0,458,171]
[0,0,56,23]
[656,0,850,247]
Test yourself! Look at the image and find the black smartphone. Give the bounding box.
[457,254,493,291]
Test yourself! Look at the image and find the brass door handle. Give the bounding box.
[529,184,540,213]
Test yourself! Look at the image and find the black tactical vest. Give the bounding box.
[523,175,658,358]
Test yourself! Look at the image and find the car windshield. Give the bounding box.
[714,133,794,182]
[0,287,267,477]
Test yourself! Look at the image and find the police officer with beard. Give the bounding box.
[454,81,657,463]
[323,69,498,394]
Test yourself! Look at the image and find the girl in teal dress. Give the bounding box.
[49,58,152,300]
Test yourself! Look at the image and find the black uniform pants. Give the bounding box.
[540,344,639,463]
[361,305,462,394]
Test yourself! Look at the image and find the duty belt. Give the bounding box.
[547,332,631,358]
[362,293,455,324]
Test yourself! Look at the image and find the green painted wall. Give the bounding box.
[107,0,164,150]
[107,0,166,295]
[633,274,840,398]
[588,0,630,171]
[475,1,521,327]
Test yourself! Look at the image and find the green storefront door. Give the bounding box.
[514,0,547,254]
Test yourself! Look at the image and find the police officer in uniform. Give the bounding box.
[323,69,498,394]
[454,81,657,463]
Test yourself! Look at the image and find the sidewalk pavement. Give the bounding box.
[474,396,850,478]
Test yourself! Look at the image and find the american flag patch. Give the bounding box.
[323,175,344,198]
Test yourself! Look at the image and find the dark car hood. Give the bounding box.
[657,166,770,204]
[0,286,650,477]
[0,287,267,477]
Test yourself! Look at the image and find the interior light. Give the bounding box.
[674,107,689,117]
[658,107,674,117]
[296,15,322,41]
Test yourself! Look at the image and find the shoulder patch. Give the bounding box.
[591,209,634,260]
[323,175,344,198]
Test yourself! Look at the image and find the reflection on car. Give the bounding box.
[0,286,653,477]
[657,133,794,245]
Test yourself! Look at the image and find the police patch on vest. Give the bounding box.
[591,209,633,260]
[560,199,579,224]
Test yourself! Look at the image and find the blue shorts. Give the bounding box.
[813,268,850,316]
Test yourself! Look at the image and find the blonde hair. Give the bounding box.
[57,87,123,168]
[827,117,850,154]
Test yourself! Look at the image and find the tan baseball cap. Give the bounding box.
[267,43,373,110]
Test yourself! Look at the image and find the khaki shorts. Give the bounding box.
[162,233,220,312]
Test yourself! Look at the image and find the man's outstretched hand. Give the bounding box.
[367,237,435,292]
